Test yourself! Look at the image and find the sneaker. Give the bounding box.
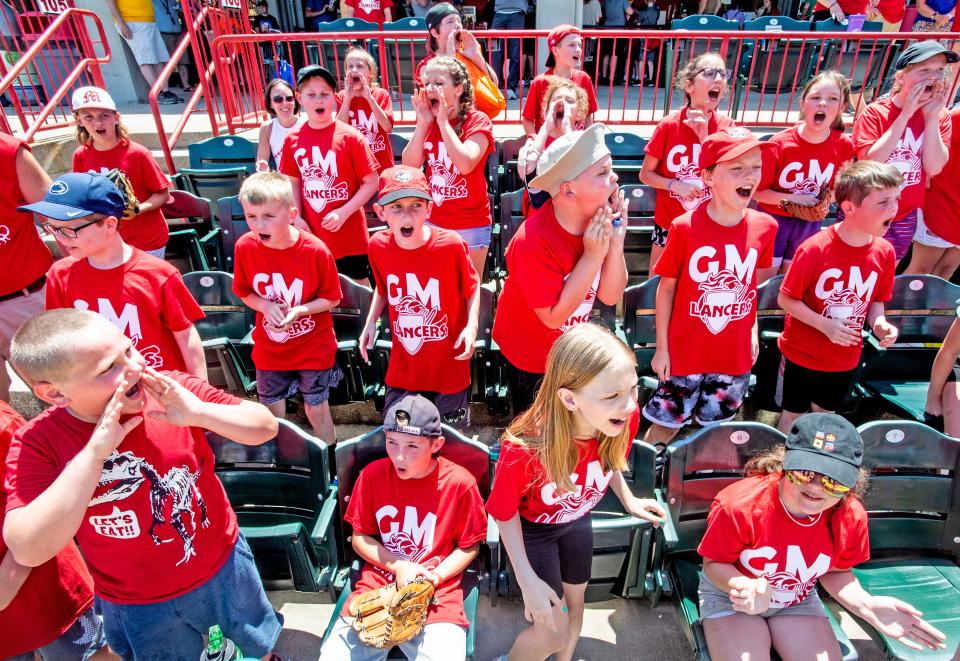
[157,90,182,105]
[506,89,517,100]
[630,78,642,87]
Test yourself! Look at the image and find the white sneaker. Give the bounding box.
[506,89,517,100]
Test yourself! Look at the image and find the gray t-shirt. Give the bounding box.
[495,0,529,13]
[603,0,630,26]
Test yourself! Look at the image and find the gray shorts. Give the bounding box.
[6,605,107,661]
[698,572,828,620]
[383,385,471,431]
[319,616,466,661]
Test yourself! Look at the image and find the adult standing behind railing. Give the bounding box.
[489,0,528,101]
[105,0,183,105]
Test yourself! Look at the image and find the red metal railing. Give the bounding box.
[0,4,108,140]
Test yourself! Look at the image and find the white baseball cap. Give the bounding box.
[71,86,116,112]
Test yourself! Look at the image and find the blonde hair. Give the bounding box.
[422,56,474,138]
[541,75,589,127]
[239,171,294,207]
[834,160,903,206]
[675,52,725,106]
[344,46,379,83]
[11,309,106,384]
[744,444,870,500]
[504,323,635,493]
[74,110,129,146]
[800,70,851,131]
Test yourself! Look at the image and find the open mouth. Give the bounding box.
[555,109,565,122]
[125,381,142,400]
[429,98,440,109]
[882,218,893,229]
[813,111,826,124]
[609,417,627,428]
[315,107,326,116]
[707,88,721,101]
[399,225,413,238]
[258,233,271,241]
[925,83,936,93]
[736,186,753,199]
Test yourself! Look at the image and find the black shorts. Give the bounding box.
[776,356,856,414]
[504,359,543,416]
[335,254,371,282]
[521,514,593,596]
[383,385,471,430]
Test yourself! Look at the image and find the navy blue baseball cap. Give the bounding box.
[19,172,125,220]
[296,64,337,90]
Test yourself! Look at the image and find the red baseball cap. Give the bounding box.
[699,127,772,173]
[377,166,432,205]
[545,25,580,68]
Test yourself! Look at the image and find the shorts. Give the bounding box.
[384,385,471,430]
[651,224,669,248]
[256,365,344,406]
[119,21,170,66]
[772,213,822,263]
[504,359,543,417]
[160,31,192,65]
[319,617,466,661]
[698,572,827,620]
[0,283,45,361]
[913,209,959,249]
[521,514,593,596]
[427,222,492,249]
[776,356,856,414]
[96,535,282,661]
[643,371,752,429]
[336,254,372,282]
[5,605,107,661]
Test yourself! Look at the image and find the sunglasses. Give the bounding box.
[271,95,295,104]
[786,470,851,498]
[40,216,104,239]
[696,67,733,81]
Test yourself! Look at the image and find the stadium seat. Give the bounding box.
[664,16,743,114]
[650,422,858,661]
[734,17,817,118]
[208,419,339,598]
[216,195,250,272]
[381,18,427,96]
[622,276,660,377]
[494,189,524,280]
[312,17,378,71]
[605,131,647,185]
[852,420,960,660]
[320,424,498,659]
[187,135,258,174]
[178,167,248,229]
[472,283,509,416]
[162,190,222,271]
[811,19,894,105]
[388,132,408,165]
[752,274,785,411]
[498,135,527,195]
[621,184,656,278]
[331,274,382,405]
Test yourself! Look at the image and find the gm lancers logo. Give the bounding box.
[687,245,759,334]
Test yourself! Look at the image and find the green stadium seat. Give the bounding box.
[311,18,378,73]
[605,131,648,185]
[330,274,383,405]
[622,276,660,377]
[664,16,743,114]
[179,167,248,230]
[381,18,427,97]
[753,274,785,411]
[187,135,258,174]
[163,189,222,271]
[216,195,250,273]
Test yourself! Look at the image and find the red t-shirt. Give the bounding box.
[368,227,478,394]
[645,107,738,230]
[422,110,494,231]
[655,206,777,376]
[852,98,952,221]
[232,230,342,371]
[346,0,386,25]
[0,135,53,296]
[414,53,436,87]
[757,127,855,219]
[874,0,906,23]
[72,140,170,252]
[778,225,895,372]
[0,402,95,658]
[343,457,487,626]
[45,249,204,372]
[4,373,242,604]
[486,409,640,524]
[492,200,603,374]
[813,0,867,13]
[923,108,960,245]
[521,69,600,133]
[280,121,379,259]
[698,474,870,609]
[336,88,395,173]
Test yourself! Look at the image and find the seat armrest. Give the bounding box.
[655,488,678,547]
[311,484,339,545]
[486,514,500,607]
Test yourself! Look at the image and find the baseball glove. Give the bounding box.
[348,578,436,648]
[105,168,141,220]
[779,185,831,222]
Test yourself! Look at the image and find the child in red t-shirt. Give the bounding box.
[404,56,495,279]
[281,65,380,286]
[755,71,855,273]
[70,86,170,257]
[0,400,109,661]
[319,394,487,661]
[4,309,281,659]
[776,161,900,433]
[359,166,480,428]
[26,173,207,380]
[698,413,945,658]
[640,52,738,276]
[852,41,956,263]
[911,105,960,278]
[487,323,666,661]
[644,128,778,444]
[336,47,395,173]
[232,172,343,444]
[520,25,598,137]
[344,0,391,25]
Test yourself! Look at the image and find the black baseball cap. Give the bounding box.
[782,413,863,489]
[296,64,337,90]
[426,2,459,33]
[895,41,960,71]
[384,394,442,438]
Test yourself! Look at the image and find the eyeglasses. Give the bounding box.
[40,216,104,238]
[786,470,851,498]
[696,67,733,81]
[271,95,295,104]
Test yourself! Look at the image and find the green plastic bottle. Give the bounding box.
[202,625,241,661]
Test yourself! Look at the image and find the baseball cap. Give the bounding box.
[699,127,772,172]
[296,64,337,90]
[18,172,126,221]
[895,40,960,71]
[71,86,116,112]
[529,123,611,197]
[426,2,459,32]
[383,394,442,438]
[545,25,580,69]
[782,413,863,489]
[378,165,432,205]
